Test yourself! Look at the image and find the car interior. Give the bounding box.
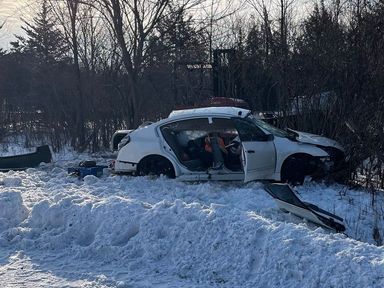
[160,118,243,172]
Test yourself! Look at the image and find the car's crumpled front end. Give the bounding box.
[287,129,347,179]
[287,129,344,151]
[316,145,348,178]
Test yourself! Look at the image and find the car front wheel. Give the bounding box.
[281,155,317,185]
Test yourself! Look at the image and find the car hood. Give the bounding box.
[287,129,344,151]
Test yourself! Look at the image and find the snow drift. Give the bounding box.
[0,191,28,232]
[0,156,383,287]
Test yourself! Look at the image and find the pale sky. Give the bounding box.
[0,0,314,50]
[0,0,33,49]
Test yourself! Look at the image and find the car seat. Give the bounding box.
[161,127,204,171]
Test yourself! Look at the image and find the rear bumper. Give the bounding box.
[113,160,137,173]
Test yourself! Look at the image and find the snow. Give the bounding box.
[0,151,383,287]
[0,143,35,157]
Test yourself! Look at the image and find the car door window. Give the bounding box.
[211,118,242,171]
[161,118,209,148]
[160,118,210,171]
[160,117,242,172]
[232,118,266,141]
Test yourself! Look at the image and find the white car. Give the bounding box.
[111,107,345,183]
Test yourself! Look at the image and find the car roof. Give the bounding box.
[168,106,251,119]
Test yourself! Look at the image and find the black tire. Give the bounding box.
[137,155,175,178]
[281,157,306,185]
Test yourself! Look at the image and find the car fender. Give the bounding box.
[115,127,182,176]
[274,137,329,173]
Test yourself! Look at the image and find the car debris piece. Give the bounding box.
[68,161,108,179]
[0,145,52,171]
[264,183,346,232]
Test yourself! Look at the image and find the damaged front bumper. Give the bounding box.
[314,147,348,181]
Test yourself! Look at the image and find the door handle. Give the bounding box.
[247,150,255,153]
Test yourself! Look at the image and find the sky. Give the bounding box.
[0,0,32,49]
[0,0,315,50]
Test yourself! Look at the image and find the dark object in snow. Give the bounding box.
[0,145,52,171]
[79,160,97,168]
[264,183,346,232]
[68,163,108,179]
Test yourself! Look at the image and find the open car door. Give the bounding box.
[242,136,276,182]
[232,118,276,182]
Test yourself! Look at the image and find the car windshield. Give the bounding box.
[245,114,295,139]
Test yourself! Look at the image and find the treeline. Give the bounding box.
[0,0,383,187]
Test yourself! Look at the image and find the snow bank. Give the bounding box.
[1,177,23,187]
[5,190,384,287]
[0,191,29,232]
[0,162,383,287]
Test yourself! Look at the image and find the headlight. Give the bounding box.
[319,156,331,162]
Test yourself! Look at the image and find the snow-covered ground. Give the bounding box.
[0,151,383,287]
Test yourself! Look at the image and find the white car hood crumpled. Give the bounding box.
[289,129,344,151]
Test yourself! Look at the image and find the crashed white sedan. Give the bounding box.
[111,107,345,183]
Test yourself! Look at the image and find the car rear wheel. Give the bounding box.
[137,155,175,179]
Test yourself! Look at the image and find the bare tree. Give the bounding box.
[246,0,274,61]
[48,0,86,147]
[80,0,170,127]
[77,4,106,73]
[192,0,245,60]
[246,0,297,117]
